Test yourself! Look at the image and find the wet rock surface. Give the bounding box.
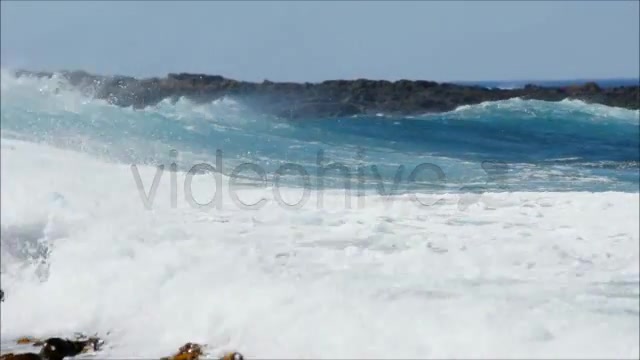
[0,336,243,360]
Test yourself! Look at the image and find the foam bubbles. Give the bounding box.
[1,138,638,358]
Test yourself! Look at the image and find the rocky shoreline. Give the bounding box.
[12,69,640,118]
[0,335,242,360]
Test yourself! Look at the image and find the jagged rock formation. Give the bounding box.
[12,70,639,118]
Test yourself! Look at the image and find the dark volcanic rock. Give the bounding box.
[11,70,640,118]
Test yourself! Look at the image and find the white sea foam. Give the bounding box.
[450,97,640,123]
[1,69,639,357]
[1,138,638,358]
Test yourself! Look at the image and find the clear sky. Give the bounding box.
[1,1,638,82]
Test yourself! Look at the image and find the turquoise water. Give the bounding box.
[1,73,639,359]
[1,72,638,193]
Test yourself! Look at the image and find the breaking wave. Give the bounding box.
[1,69,638,358]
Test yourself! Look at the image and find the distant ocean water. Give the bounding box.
[1,71,639,359]
[455,78,640,89]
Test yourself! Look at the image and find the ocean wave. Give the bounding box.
[1,69,639,358]
[1,138,638,358]
[1,69,638,193]
[450,97,639,122]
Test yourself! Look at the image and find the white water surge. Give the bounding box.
[1,138,638,359]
